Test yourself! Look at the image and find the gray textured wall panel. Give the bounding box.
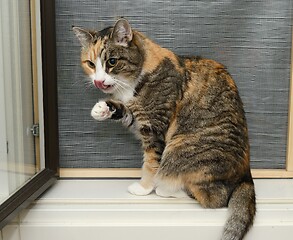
[55,0,292,169]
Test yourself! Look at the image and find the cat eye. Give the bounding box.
[86,60,95,69]
[107,58,117,67]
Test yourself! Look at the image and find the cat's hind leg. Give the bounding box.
[127,181,154,196]
[128,160,158,196]
[155,176,189,198]
[185,180,231,208]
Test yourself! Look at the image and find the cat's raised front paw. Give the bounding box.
[128,182,154,196]
[91,101,115,121]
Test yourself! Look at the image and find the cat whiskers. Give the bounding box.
[112,78,136,94]
[84,80,94,90]
[72,79,94,92]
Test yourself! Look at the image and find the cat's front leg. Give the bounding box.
[128,142,161,196]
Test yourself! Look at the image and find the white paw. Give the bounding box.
[155,187,188,198]
[91,101,115,121]
[128,182,154,196]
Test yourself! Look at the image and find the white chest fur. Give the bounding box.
[113,87,134,103]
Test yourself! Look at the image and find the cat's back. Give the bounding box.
[178,56,245,119]
[182,56,238,95]
[170,55,249,155]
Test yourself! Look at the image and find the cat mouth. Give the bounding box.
[94,80,114,91]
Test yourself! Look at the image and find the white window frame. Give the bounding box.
[0,0,37,199]
[2,179,293,240]
[1,4,293,237]
[0,0,55,230]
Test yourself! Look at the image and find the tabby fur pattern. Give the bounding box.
[73,19,256,240]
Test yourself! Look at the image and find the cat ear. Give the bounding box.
[111,19,133,47]
[72,26,94,48]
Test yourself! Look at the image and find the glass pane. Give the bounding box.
[0,0,40,203]
[55,0,291,169]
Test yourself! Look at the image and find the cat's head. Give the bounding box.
[73,19,143,100]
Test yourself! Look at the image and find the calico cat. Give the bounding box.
[73,18,256,240]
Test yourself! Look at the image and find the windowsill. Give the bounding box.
[2,179,293,240]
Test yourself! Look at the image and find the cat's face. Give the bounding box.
[73,19,143,101]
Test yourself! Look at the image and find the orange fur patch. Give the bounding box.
[80,39,104,75]
[143,148,160,169]
[142,39,183,74]
[140,148,160,189]
[226,74,237,90]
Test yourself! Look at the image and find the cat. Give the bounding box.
[73,18,256,240]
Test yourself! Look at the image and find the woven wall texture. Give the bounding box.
[55,0,292,169]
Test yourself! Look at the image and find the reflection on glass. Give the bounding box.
[0,0,38,204]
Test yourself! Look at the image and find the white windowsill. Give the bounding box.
[2,179,293,240]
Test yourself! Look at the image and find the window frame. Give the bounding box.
[1,1,292,230]
[2,0,292,232]
[286,29,293,173]
[0,0,59,229]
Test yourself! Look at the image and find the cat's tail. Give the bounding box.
[222,180,256,240]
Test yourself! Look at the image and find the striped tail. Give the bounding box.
[222,180,256,240]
